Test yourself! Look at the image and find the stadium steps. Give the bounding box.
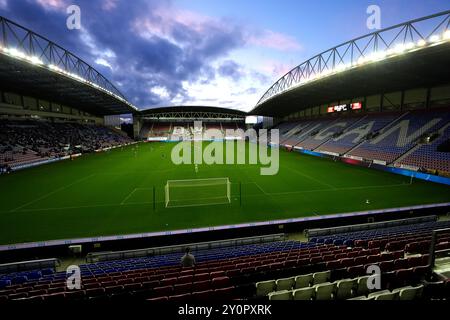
[313,115,370,153]
[315,115,369,154]
[392,143,423,165]
[343,112,410,157]
[280,122,312,145]
[291,118,341,149]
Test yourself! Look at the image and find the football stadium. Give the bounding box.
[0,1,450,307]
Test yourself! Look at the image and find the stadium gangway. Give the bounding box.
[0,258,61,274]
[86,233,286,263]
[430,227,450,267]
[305,215,438,239]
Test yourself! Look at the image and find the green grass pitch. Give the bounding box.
[0,141,449,245]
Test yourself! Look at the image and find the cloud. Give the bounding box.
[0,0,299,110]
[259,59,294,78]
[36,0,67,11]
[218,60,244,81]
[247,29,302,51]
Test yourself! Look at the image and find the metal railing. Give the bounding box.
[0,15,137,110]
[0,258,60,274]
[256,10,450,108]
[86,233,286,263]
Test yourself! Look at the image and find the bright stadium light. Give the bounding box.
[404,42,415,50]
[0,43,138,111]
[417,39,427,47]
[370,50,387,61]
[357,56,366,65]
[29,56,43,65]
[7,48,26,59]
[429,35,440,43]
[444,30,450,40]
[394,43,406,54]
[335,63,348,72]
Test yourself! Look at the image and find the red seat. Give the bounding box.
[142,280,159,289]
[405,242,419,253]
[395,268,414,286]
[413,265,429,281]
[124,283,142,292]
[379,260,394,273]
[354,240,367,247]
[393,258,408,270]
[133,276,149,284]
[210,271,226,278]
[192,290,213,300]
[407,256,423,268]
[28,289,47,297]
[284,260,297,268]
[340,258,353,268]
[47,286,65,294]
[255,265,270,272]
[86,287,105,297]
[173,283,192,295]
[366,255,380,264]
[326,260,340,270]
[43,292,65,301]
[192,280,211,291]
[211,277,230,289]
[102,280,117,288]
[214,287,234,300]
[153,286,173,297]
[354,256,366,265]
[380,252,393,261]
[65,290,86,299]
[169,293,191,302]
[347,265,365,278]
[103,285,121,295]
[297,258,309,266]
[84,282,101,290]
[235,263,248,269]
[320,254,333,262]
[226,269,240,277]
[177,275,193,284]
[346,251,359,258]
[180,269,194,276]
[7,292,28,300]
[309,256,322,264]
[160,277,177,286]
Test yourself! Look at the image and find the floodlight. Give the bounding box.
[429,35,440,43]
[29,56,43,65]
[404,42,415,50]
[443,30,450,40]
[417,39,427,47]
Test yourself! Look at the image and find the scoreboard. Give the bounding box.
[327,102,362,113]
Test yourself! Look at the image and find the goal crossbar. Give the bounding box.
[165,177,231,208]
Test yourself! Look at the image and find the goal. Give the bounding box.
[165,177,231,208]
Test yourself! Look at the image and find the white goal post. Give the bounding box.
[165,177,231,208]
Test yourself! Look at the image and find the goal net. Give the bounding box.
[165,177,231,208]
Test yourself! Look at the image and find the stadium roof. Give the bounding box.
[251,10,450,117]
[0,16,138,116]
[139,106,247,118]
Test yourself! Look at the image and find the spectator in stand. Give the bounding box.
[180,247,196,267]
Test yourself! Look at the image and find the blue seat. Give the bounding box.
[0,279,11,289]
[12,276,28,285]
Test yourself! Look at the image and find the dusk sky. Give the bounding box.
[0,0,449,111]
